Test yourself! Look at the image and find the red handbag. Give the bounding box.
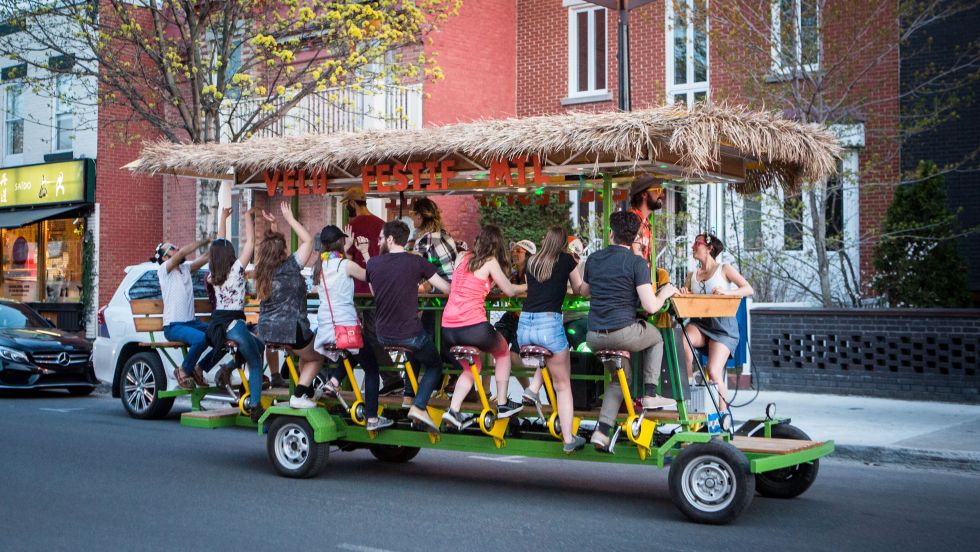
[321,266,364,350]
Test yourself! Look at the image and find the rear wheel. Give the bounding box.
[120,352,174,419]
[669,440,754,524]
[267,416,330,478]
[67,386,96,396]
[369,445,421,463]
[755,424,820,499]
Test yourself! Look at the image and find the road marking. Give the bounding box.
[337,544,399,552]
[467,455,526,464]
[39,408,85,413]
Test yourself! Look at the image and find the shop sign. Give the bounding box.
[0,160,87,208]
[264,169,330,197]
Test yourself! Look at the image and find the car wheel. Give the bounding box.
[669,440,754,525]
[266,416,330,478]
[67,386,96,396]
[755,424,820,499]
[120,352,174,419]
[369,445,421,463]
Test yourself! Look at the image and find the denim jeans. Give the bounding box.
[226,321,266,407]
[164,320,219,375]
[378,331,443,409]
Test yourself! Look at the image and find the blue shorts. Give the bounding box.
[517,312,569,354]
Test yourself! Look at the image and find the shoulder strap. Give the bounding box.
[321,261,336,325]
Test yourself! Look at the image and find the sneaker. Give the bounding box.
[442,409,476,430]
[522,389,542,408]
[590,427,620,454]
[640,395,675,410]
[173,368,194,390]
[289,394,317,409]
[366,416,394,432]
[408,406,440,433]
[269,373,287,389]
[563,435,587,454]
[249,404,265,424]
[192,365,207,387]
[214,364,234,389]
[496,399,524,419]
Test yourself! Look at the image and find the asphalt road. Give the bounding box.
[2,391,979,552]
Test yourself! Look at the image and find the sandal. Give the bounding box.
[173,367,194,390]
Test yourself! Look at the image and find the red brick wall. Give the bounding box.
[95,112,164,306]
[423,0,518,244]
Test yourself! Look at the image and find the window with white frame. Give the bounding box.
[53,75,73,152]
[5,83,23,155]
[743,193,763,250]
[771,0,820,73]
[567,2,607,98]
[666,0,708,108]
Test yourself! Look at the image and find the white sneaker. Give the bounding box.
[289,395,317,409]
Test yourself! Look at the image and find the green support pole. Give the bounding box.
[602,174,613,247]
[290,195,299,252]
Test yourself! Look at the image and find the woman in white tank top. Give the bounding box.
[680,233,754,411]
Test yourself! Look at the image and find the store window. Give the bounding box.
[43,218,83,301]
[567,2,607,97]
[667,0,708,108]
[1,224,38,301]
[771,0,820,74]
[5,83,24,155]
[743,193,763,250]
[53,75,73,152]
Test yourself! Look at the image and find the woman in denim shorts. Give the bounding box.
[517,226,588,453]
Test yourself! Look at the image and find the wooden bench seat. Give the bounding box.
[131,298,214,348]
[731,436,822,455]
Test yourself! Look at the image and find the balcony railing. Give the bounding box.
[222,83,422,141]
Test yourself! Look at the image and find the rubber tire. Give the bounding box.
[755,424,820,499]
[369,445,421,463]
[67,386,96,396]
[120,352,174,420]
[669,440,755,525]
[266,416,330,478]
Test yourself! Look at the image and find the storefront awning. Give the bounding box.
[0,205,84,229]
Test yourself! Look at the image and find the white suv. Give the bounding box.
[95,262,317,419]
[93,262,213,419]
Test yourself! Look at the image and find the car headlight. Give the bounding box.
[0,346,29,364]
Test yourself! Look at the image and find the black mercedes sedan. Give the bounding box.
[0,300,97,395]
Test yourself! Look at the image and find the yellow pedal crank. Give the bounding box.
[434,374,451,400]
[350,399,367,426]
[479,407,508,448]
[548,412,581,441]
[238,393,250,416]
[624,414,657,461]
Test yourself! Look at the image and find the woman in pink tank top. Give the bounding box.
[441,225,527,428]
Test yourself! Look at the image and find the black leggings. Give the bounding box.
[442,322,509,356]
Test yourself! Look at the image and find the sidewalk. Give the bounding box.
[731,390,980,473]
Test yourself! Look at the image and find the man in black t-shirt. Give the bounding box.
[366,220,451,432]
[580,211,678,451]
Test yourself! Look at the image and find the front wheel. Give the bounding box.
[755,424,820,499]
[266,416,330,478]
[120,352,174,419]
[369,445,421,463]
[669,440,754,524]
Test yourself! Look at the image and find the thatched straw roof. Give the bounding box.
[127,103,840,193]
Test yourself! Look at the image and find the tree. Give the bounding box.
[0,0,460,236]
[709,0,980,306]
[478,195,573,246]
[871,160,970,307]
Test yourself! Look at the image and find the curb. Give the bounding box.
[834,444,980,473]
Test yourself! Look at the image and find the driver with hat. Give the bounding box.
[628,175,665,265]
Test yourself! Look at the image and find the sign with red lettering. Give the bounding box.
[264,169,330,197]
[361,159,457,193]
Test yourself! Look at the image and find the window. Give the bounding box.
[825,160,844,251]
[567,3,607,97]
[53,76,73,152]
[783,194,804,251]
[743,193,763,250]
[771,0,820,73]
[667,0,708,108]
[5,84,23,155]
